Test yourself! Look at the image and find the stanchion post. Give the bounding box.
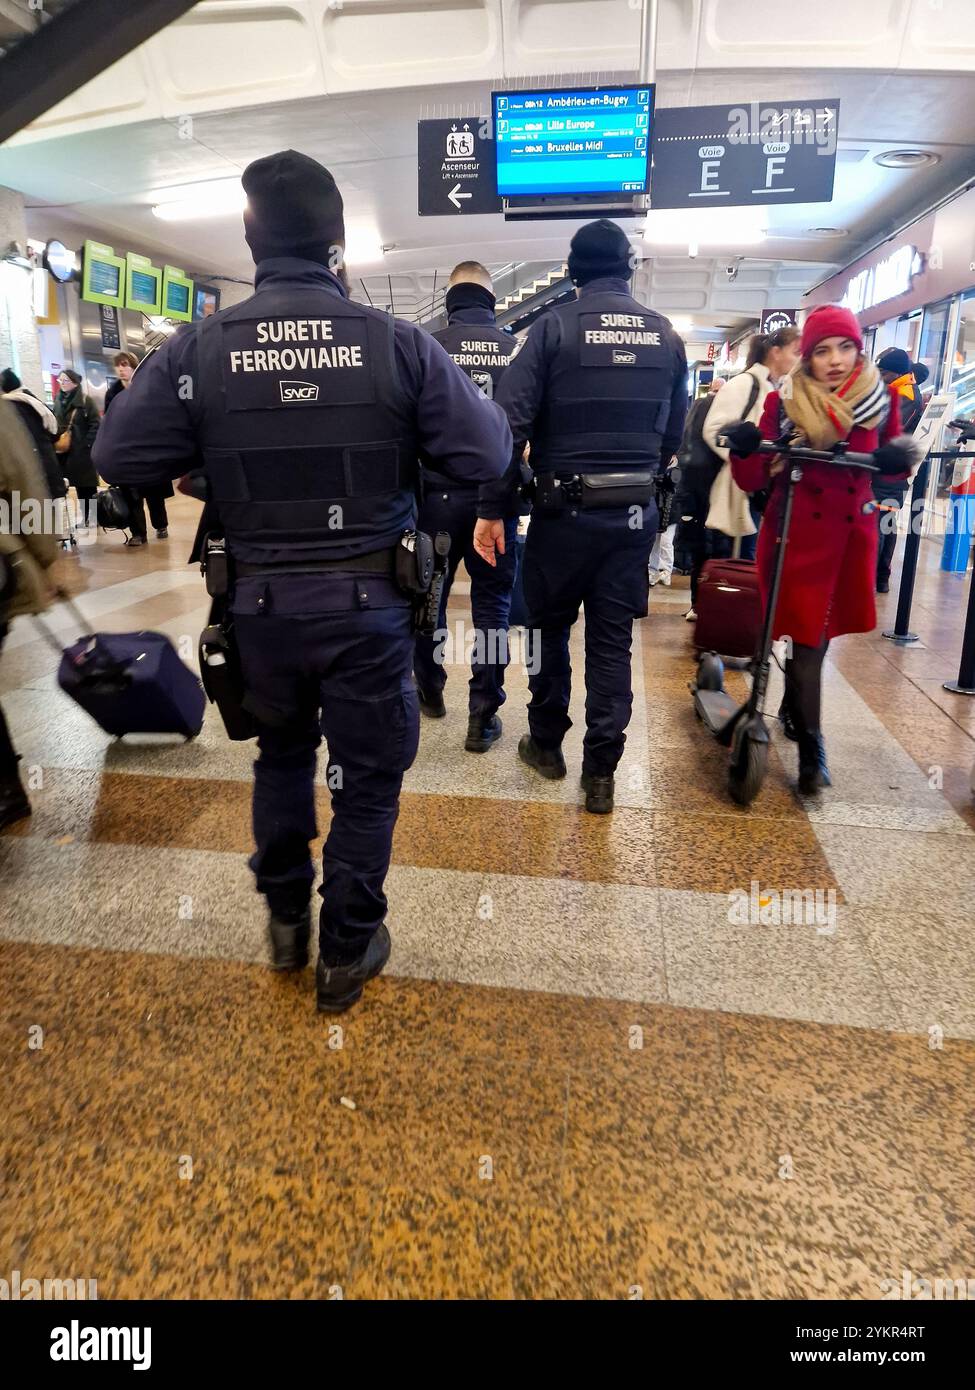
[883,458,929,645]
[943,536,975,695]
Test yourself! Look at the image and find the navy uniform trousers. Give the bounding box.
[233,572,419,960]
[413,484,518,717]
[522,504,656,776]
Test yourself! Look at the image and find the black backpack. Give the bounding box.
[679,373,762,486]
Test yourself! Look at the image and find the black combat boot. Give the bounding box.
[0,769,31,832]
[465,713,502,753]
[517,733,566,780]
[316,923,391,1014]
[266,906,311,971]
[581,771,614,815]
[417,685,446,718]
[797,734,831,796]
[778,693,799,742]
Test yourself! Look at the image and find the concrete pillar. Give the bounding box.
[0,185,44,395]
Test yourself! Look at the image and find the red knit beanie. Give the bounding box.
[800,304,863,358]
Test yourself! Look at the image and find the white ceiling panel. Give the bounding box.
[7,0,975,145]
[701,0,909,68]
[150,4,321,104]
[323,0,502,93]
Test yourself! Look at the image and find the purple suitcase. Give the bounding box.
[43,601,205,738]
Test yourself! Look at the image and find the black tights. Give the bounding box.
[783,638,829,740]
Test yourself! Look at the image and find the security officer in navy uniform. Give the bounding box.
[415,260,519,751]
[474,220,687,814]
[94,152,511,1012]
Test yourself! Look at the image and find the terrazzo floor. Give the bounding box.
[1,495,974,1299]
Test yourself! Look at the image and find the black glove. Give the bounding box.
[722,420,763,458]
[872,438,923,476]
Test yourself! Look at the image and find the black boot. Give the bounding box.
[417,685,446,718]
[815,735,832,788]
[518,733,566,780]
[778,697,799,742]
[316,923,391,1014]
[266,907,311,971]
[797,734,831,796]
[580,771,614,815]
[0,770,31,832]
[465,713,502,753]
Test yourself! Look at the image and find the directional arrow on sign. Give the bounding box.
[448,183,473,211]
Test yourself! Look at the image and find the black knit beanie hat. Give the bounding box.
[242,150,345,268]
[876,347,912,376]
[567,219,633,285]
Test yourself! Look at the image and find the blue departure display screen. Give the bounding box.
[130,269,158,305]
[493,86,653,197]
[166,280,190,314]
[89,260,120,297]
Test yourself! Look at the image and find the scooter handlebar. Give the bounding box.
[717,433,878,470]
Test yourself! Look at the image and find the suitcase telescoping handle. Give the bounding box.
[32,591,104,659]
[32,592,131,689]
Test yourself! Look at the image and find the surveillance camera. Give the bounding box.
[724,263,739,282]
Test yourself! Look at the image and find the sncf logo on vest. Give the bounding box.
[280,379,320,402]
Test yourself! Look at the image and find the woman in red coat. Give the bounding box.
[724,304,918,794]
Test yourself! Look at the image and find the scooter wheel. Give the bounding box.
[697,651,725,692]
[728,737,767,806]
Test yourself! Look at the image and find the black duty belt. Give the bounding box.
[235,547,398,578]
[534,470,656,511]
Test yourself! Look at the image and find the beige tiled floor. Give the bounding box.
[2,496,974,1298]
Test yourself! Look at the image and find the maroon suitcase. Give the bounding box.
[694,559,762,658]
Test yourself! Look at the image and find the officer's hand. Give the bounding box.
[473,519,505,568]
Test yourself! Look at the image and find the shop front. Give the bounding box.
[804,183,975,541]
[804,180,975,408]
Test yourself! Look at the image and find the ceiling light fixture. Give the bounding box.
[643,209,768,256]
[152,178,246,222]
[341,228,386,267]
[873,150,941,170]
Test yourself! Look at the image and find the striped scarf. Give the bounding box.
[782,356,890,450]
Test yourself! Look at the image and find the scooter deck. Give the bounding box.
[694,686,740,732]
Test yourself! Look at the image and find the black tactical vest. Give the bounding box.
[531,291,677,474]
[432,322,516,400]
[195,280,418,565]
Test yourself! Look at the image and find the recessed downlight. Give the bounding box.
[874,149,941,170]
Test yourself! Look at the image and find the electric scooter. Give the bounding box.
[690,433,877,806]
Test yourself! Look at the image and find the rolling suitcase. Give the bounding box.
[694,558,762,659]
[37,598,205,738]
